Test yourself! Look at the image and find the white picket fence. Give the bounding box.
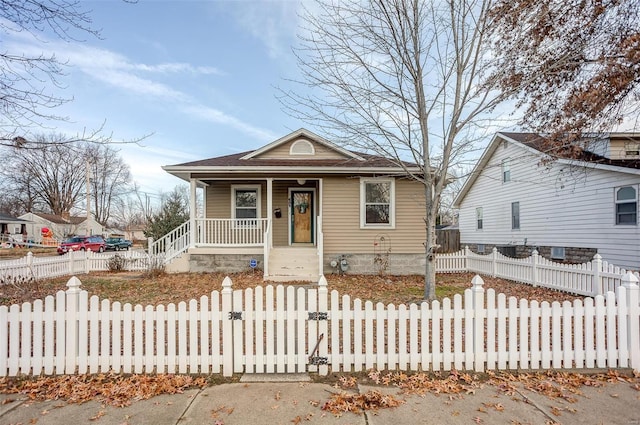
[437,247,640,296]
[1,273,638,377]
[1,247,638,299]
[0,250,154,283]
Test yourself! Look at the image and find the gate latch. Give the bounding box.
[308,312,328,321]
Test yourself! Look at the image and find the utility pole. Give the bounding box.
[86,160,93,235]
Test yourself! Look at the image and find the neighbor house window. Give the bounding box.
[511,201,520,230]
[615,186,637,225]
[502,158,511,183]
[477,244,485,254]
[232,185,261,223]
[550,247,565,260]
[476,207,483,230]
[360,178,395,228]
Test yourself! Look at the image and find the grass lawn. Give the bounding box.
[0,270,584,307]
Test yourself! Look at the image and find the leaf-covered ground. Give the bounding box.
[0,271,583,307]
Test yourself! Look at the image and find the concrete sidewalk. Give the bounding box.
[1,375,638,425]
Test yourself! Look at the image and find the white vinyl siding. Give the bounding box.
[457,137,640,270]
[615,185,637,225]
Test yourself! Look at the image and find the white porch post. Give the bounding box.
[189,178,197,248]
[265,178,273,278]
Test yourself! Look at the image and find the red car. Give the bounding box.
[57,235,106,255]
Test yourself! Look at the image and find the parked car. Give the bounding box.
[57,235,106,255]
[104,237,132,251]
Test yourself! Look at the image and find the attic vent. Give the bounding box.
[290,140,315,156]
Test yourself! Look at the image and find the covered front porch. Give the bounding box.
[150,177,324,281]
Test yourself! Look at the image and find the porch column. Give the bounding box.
[266,178,273,248]
[189,178,197,248]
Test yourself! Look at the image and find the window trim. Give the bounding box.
[476,207,483,230]
[615,185,638,225]
[511,201,520,230]
[502,158,511,183]
[360,178,395,229]
[289,140,315,156]
[231,185,262,224]
[550,246,565,260]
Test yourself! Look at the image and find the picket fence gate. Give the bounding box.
[1,274,639,378]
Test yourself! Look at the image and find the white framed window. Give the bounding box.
[615,185,637,225]
[502,158,511,183]
[477,243,485,254]
[476,207,483,230]
[231,185,261,224]
[511,201,520,230]
[360,178,395,228]
[550,247,565,260]
[624,142,640,157]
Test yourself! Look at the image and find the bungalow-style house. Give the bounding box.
[454,132,640,270]
[159,128,428,281]
[18,212,104,243]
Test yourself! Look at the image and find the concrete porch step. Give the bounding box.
[267,247,319,282]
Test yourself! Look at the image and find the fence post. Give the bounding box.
[531,250,539,287]
[26,251,34,279]
[318,275,329,376]
[84,250,90,274]
[68,250,74,275]
[592,254,603,296]
[621,272,640,369]
[221,276,233,377]
[491,247,498,278]
[464,246,470,272]
[65,276,82,374]
[471,275,485,372]
[147,237,154,255]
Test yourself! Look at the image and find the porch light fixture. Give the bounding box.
[297,179,306,185]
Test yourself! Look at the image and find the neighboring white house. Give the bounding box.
[454,132,640,270]
[18,212,104,243]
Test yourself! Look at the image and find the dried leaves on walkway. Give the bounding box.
[0,373,207,407]
[321,389,405,416]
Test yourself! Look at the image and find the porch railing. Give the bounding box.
[195,218,269,247]
[149,221,190,263]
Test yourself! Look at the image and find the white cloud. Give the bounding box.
[225,1,301,59]
[181,104,278,142]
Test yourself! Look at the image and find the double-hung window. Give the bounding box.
[360,178,395,228]
[476,207,483,230]
[232,185,261,226]
[511,201,520,230]
[615,186,637,225]
[502,158,511,183]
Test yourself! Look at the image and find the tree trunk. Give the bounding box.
[423,185,436,301]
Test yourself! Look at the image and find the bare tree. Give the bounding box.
[282,0,511,300]
[86,144,132,226]
[1,135,131,219]
[0,1,143,149]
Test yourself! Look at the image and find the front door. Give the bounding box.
[291,190,314,244]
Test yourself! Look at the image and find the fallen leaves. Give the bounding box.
[0,373,207,407]
[321,390,405,416]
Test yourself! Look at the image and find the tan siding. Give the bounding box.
[271,181,290,246]
[322,177,426,254]
[255,138,349,160]
[205,181,267,219]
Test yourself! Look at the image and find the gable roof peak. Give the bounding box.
[240,128,365,161]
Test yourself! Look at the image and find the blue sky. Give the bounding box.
[7,0,307,197]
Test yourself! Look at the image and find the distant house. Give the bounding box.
[18,212,104,243]
[158,128,428,280]
[0,213,29,245]
[454,132,640,270]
